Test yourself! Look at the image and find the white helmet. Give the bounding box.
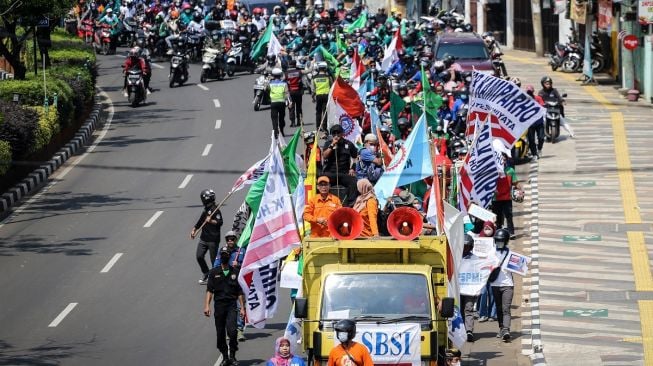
[271,68,283,77]
[284,24,293,31]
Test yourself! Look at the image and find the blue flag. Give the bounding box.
[358,74,373,102]
[374,113,433,209]
[370,106,380,137]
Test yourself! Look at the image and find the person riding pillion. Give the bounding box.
[268,68,291,138]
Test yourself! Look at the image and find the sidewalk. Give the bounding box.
[502,50,652,366]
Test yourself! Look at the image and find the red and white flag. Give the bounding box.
[230,136,274,193]
[238,142,301,328]
[327,77,365,144]
[349,48,365,90]
[381,28,403,71]
[458,116,501,212]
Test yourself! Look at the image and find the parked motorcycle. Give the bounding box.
[252,72,270,111]
[549,40,582,73]
[200,47,225,83]
[126,68,146,107]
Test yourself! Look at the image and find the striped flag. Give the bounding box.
[238,142,301,328]
[349,48,365,91]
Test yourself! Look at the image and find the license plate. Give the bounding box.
[253,85,264,90]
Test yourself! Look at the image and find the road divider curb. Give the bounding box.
[0,94,104,216]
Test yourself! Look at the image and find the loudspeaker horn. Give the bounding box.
[387,207,424,241]
[327,207,363,240]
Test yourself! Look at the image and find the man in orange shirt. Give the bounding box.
[328,319,374,366]
[304,176,342,238]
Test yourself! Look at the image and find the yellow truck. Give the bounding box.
[294,236,454,366]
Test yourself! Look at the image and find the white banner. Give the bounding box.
[335,323,421,366]
[459,119,501,211]
[472,237,495,258]
[244,262,280,328]
[459,253,499,296]
[467,71,546,149]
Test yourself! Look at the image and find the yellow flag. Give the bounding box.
[305,138,318,202]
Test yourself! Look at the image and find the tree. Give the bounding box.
[0,0,74,79]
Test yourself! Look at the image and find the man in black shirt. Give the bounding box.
[322,124,359,207]
[191,189,223,285]
[204,246,246,366]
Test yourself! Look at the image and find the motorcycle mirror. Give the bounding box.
[562,93,567,98]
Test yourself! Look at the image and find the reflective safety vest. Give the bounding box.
[313,76,331,96]
[269,80,287,103]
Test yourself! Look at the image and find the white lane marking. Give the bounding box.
[215,119,222,129]
[144,210,164,228]
[202,144,213,156]
[0,90,114,229]
[48,303,78,327]
[214,354,224,366]
[178,174,193,189]
[213,99,221,108]
[101,253,124,273]
[151,63,164,69]
[198,84,209,91]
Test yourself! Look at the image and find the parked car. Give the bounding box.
[433,32,497,75]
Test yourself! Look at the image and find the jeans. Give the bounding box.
[460,295,478,333]
[196,239,218,276]
[492,286,514,331]
[492,200,514,235]
[528,123,545,156]
[214,302,239,357]
[478,284,497,318]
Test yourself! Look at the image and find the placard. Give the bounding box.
[468,203,496,223]
[501,251,531,276]
[334,323,421,366]
[280,261,302,289]
[472,237,495,258]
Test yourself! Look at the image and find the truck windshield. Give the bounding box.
[321,273,431,320]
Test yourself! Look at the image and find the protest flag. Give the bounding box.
[267,31,282,57]
[327,77,365,144]
[443,202,467,348]
[389,91,405,139]
[349,48,365,91]
[250,22,273,61]
[345,12,367,33]
[381,27,403,71]
[376,125,394,166]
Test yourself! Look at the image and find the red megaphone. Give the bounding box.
[327,207,363,240]
[387,207,424,241]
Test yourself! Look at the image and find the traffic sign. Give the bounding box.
[563,309,608,317]
[562,234,602,242]
[36,17,50,28]
[562,181,596,188]
[623,35,639,50]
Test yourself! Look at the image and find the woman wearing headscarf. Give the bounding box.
[266,337,306,366]
[352,179,379,238]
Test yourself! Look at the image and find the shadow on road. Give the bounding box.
[0,337,98,366]
[0,234,103,256]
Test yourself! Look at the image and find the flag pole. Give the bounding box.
[426,113,445,231]
[195,188,239,232]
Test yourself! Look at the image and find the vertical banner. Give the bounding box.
[582,12,594,80]
[598,0,613,30]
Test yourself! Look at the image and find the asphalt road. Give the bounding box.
[0,50,312,366]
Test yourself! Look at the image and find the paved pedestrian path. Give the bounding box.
[503,50,652,366]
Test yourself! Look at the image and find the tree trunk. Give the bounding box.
[0,21,29,80]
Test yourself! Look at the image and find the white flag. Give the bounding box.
[444,202,467,349]
[238,142,301,328]
[267,32,282,57]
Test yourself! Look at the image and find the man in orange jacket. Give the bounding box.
[303,176,342,238]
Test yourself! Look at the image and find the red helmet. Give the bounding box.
[253,7,262,15]
[229,9,238,20]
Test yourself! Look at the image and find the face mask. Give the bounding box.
[336,331,349,343]
[451,362,461,366]
[413,203,422,210]
[367,145,377,153]
[496,242,506,249]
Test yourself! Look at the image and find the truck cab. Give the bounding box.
[294,236,454,366]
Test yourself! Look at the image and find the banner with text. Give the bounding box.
[335,323,421,366]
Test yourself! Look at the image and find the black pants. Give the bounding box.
[315,94,328,129]
[492,200,514,235]
[289,91,303,125]
[460,295,478,333]
[491,286,514,331]
[270,102,286,137]
[196,239,218,276]
[528,123,545,157]
[325,172,358,207]
[214,303,238,358]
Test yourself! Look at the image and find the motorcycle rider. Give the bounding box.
[538,76,575,139]
[97,7,120,52]
[312,62,333,129]
[268,68,291,138]
[286,59,304,127]
[122,47,150,97]
[187,11,205,34]
[179,3,194,27]
[252,7,266,31]
[165,10,181,55]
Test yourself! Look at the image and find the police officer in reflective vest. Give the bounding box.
[285,59,304,127]
[268,67,290,137]
[312,62,333,129]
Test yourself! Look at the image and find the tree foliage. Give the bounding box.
[0,0,75,79]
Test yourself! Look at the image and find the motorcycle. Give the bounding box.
[169,51,189,88]
[94,24,114,55]
[226,40,254,75]
[200,47,225,83]
[544,98,565,143]
[549,41,582,73]
[252,72,271,111]
[126,68,146,107]
[80,19,94,44]
[181,31,204,63]
[120,17,139,46]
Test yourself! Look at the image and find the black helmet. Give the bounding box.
[464,234,474,247]
[334,319,356,341]
[397,117,409,127]
[267,54,276,64]
[541,76,552,87]
[304,131,316,144]
[445,348,461,359]
[494,228,510,247]
[320,33,329,44]
[289,14,297,22]
[200,189,216,206]
[425,23,435,34]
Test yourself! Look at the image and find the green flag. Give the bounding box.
[282,129,302,193]
[336,29,346,53]
[421,65,442,130]
[345,13,367,33]
[236,172,268,248]
[250,23,273,61]
[389,91,406,139]
[318,45,339,74]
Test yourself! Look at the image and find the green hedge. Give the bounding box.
[0,140,10,176]
[30,106,59,154]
